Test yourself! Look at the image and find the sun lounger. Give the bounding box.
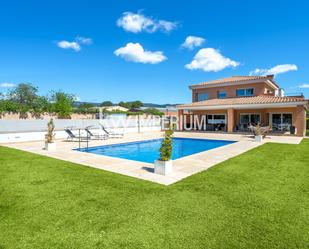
[64,128,89,141]
[85,126,108,140]
[99,124,124,138]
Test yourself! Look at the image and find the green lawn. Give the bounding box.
[1,141,309,249]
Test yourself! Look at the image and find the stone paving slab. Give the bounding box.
[1,131,303,185]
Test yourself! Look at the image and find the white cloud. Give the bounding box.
[116,12,177,33]
[57,41,81,52]
[157,20,177,32]
[114,43,167,64]
[76,36,93,45]
[297,84,309,89]
[185,48,239,72]
[250,64,298,76]
[181,36,205,50]
[56,36,93,52]
[0,82,16,88]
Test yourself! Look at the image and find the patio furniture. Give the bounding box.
[248,124,256,135]
[235,123,249,132]
[214,123,225,131]
[249,125,271,138]
[99,124,124,138]
[260,126,271,138]
[85,126,108,140]
[64,128,89,142]
[272,123,291,132]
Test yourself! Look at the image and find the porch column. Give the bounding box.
[178,109,184,131]
[227,108,235,133]
[295,105,306,136]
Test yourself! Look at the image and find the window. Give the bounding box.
[240,114,261,125]
[206,114,226,131]
[213,115,226,124]
[217,91,227,99]
[247,88,254,95]
[196,93,209,101]
[206,114,213,124]
[271,113,292,131]
[250,114,260,124]
[240,114,250,124]
[206,114,226,124]
[236,88,254,97]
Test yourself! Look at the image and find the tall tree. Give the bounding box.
[33,96,52,114]
[131,101,143,109]
[9,83,38,112]
[118,101,130,109]
[119,101,143,109]
[100,101,113,107]
[76,103,95,113]
[50,91,74,118]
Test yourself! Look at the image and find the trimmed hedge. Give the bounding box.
[307,118,309,130]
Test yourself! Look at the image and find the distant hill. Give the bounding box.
[73,101,101,107]
[74,101,180,108]
[142,103,180,108]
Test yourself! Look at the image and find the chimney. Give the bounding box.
[266,74,274,80]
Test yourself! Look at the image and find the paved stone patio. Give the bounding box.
[1,132,303,185]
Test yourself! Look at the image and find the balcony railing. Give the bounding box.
[283,92,304,97]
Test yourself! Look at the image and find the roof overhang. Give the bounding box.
[189,78,279,90]
[177,101,308,111]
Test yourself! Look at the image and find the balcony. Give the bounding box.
[283,92,304,98]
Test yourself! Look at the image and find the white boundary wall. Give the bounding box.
[0,117,163,143]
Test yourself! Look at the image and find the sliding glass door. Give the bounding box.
[206,114,226,131]
[239,113,261,131]
[271,113,292,131]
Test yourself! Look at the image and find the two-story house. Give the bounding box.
[177,75,308,136]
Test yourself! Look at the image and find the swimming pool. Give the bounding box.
[77,137,236,163]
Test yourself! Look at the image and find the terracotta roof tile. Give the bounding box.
[190,75,275,87]
[178,96,307,108]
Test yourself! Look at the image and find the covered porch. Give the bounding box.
[177,105,307,136]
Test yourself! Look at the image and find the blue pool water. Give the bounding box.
[77,137,236,163]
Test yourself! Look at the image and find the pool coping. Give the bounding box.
[76,137,237,163]
[2,132,303,185]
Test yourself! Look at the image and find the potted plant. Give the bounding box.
[45,118,56,151]
[154,128,173,175]
[254,124,263,142]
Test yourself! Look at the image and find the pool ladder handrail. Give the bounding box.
[78,128,90,151]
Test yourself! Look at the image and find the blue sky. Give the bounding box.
[0,0,308,104]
